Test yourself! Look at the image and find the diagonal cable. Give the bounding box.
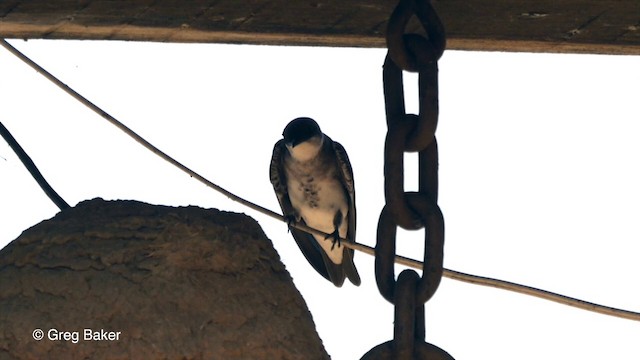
[0,121,70,210]
[1,38,639,322]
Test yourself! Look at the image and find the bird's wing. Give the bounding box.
[269,140,294,215]
[292,223,346,287]
[332,139,361,286]
[331,140,356,236]
[270,139,340,284]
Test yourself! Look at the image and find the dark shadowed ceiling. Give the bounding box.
[1,1,639,54]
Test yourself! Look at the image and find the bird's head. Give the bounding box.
[283,117,324,161]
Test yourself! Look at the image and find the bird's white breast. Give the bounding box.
[286,172,348,265]
[288,140,322,162]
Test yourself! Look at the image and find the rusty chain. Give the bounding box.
[362,0,453,358]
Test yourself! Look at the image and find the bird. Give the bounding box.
[270,117,361,287]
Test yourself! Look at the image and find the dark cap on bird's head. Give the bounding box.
[283,117,322,148]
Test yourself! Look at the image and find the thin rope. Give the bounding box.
[0,121,70,210]
[2,38,638,322]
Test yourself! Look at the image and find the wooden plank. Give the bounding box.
[1,0,639,54]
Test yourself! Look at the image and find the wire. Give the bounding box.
[0,39,281,222]
[0,121,70,210]
[2,38,639,322]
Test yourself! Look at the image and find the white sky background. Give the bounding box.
[1,40,639,359]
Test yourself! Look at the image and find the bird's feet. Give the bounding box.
[325,229,342,250]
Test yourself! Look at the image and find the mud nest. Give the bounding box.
[0,198,329,359]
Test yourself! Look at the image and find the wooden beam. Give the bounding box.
[1,0,639,55]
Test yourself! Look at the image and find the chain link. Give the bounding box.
[386,0,446,73]
[362,0,452,358]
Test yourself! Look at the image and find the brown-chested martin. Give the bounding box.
[270,117,361,287]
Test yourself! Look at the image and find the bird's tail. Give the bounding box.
[343,248,361,286]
